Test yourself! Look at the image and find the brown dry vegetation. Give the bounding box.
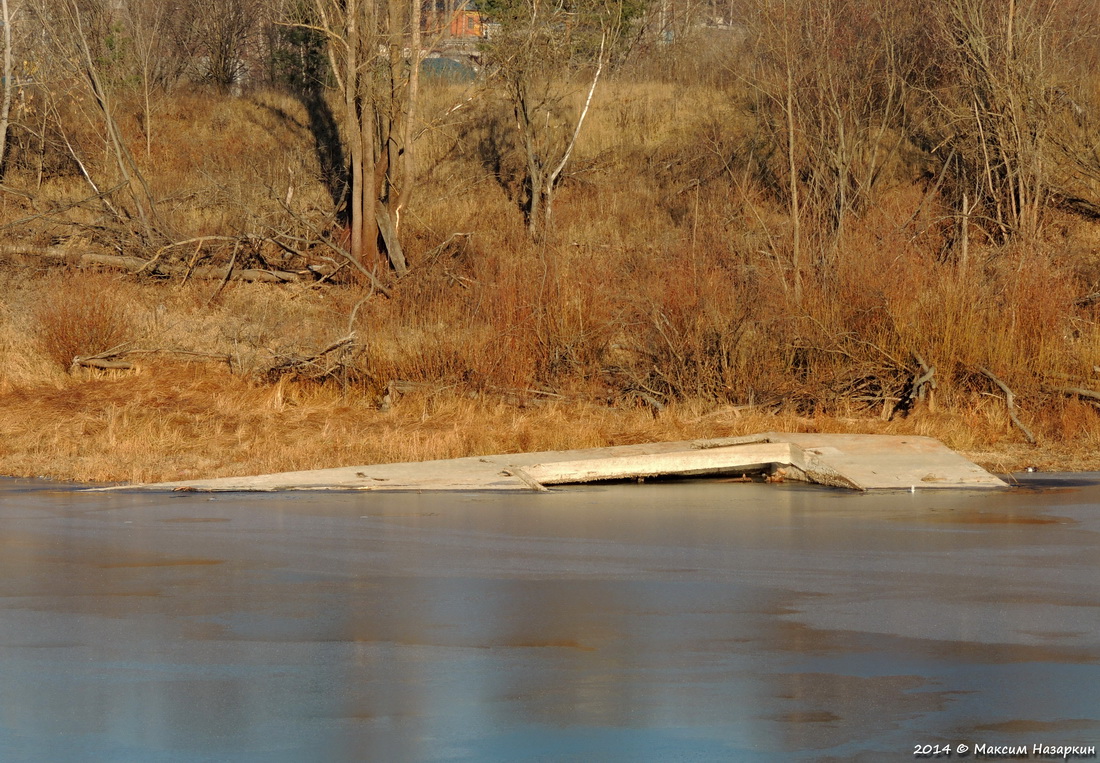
[2,4,1100,483]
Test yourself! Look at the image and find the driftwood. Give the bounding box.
[0,244,303,283]
[73,357,134,370]
[979,366,1036,444]
[891,354,936,419]
[1043,384,1100,405]
[71,347,234,373]
[264,335,358,382]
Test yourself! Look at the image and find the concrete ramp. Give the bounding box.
[111,433,1007,492]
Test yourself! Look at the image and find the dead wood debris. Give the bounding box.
[980,366,1036,444]
[1042,383,1100,407]
[71,348,234,373]
[2,244,304,283]
[262,335,359,385]
[891,354,936,420]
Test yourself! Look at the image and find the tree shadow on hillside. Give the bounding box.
[269,24,349,220]
[295,88,347,213]
[458,106,527,219]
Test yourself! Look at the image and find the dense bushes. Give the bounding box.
[1,0,1099,425]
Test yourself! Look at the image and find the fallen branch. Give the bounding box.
[274,198,393,297]
[0,182,128,229]
[206,240,241,305]
[1042,384,1100,404]
[72,347,235,372]
[1,244,303,283]
[73,357,134,370]
[633,390,666,414]
[422,232,473,264]
[264,335,358,382]
[891,354,936,419]
[979,366,1035,444]
[309,335,356,360]
[502,467,549,492]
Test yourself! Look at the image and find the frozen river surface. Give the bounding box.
[0,476,1097,761]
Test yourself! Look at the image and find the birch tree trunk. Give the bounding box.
[487,0,624,242]
[0,0,13,179]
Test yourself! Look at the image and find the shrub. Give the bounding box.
[33,272,135,371]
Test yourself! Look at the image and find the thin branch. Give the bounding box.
[1043,384,1100,403]
[276,196,392,297]
[547,32,606,190]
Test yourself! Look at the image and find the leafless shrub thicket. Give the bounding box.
[0,0,1098,433]
[741,0,1100,254]
[31,271,134,369]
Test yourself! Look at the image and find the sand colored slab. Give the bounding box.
[108,433,1007,493]
[522,441,795,485]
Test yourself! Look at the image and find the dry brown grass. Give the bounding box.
[1,361,1094,485]
[1,74,1099,482]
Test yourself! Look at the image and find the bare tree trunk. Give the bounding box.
[538,34,605,240]
[66,0,161,240]
[342,0,379,270]
[488,0,623,243]
[345,0,363,263]
[375,0,410,276]
[393,0,421,232]
[783,27,802,304]
[514,83,546,240]
[312,0,414,277]
[0,0,13,179]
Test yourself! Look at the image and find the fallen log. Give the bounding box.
[0,245,303,283]
[71,348,234,373]
[73,358,135,370]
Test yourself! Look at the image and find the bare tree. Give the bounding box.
[0,0,17,177]
[302,0,418,275]
[173,0,264,92]
[918,0,1076,242]
[742,0,804,300]
[483,0,636,241]
[740,0,919,298]
[25,0,165,241]
[119,0,192,156]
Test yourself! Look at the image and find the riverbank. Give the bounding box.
[2,72,1100,488]
[0,362,1096,486]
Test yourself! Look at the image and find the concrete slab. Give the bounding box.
[106,433,1007,493]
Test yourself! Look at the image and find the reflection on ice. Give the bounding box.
[0,475,1097,761]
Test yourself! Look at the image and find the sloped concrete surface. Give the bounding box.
[106,433,1007,493]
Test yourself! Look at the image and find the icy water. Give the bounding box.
[0,476,1097,762]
